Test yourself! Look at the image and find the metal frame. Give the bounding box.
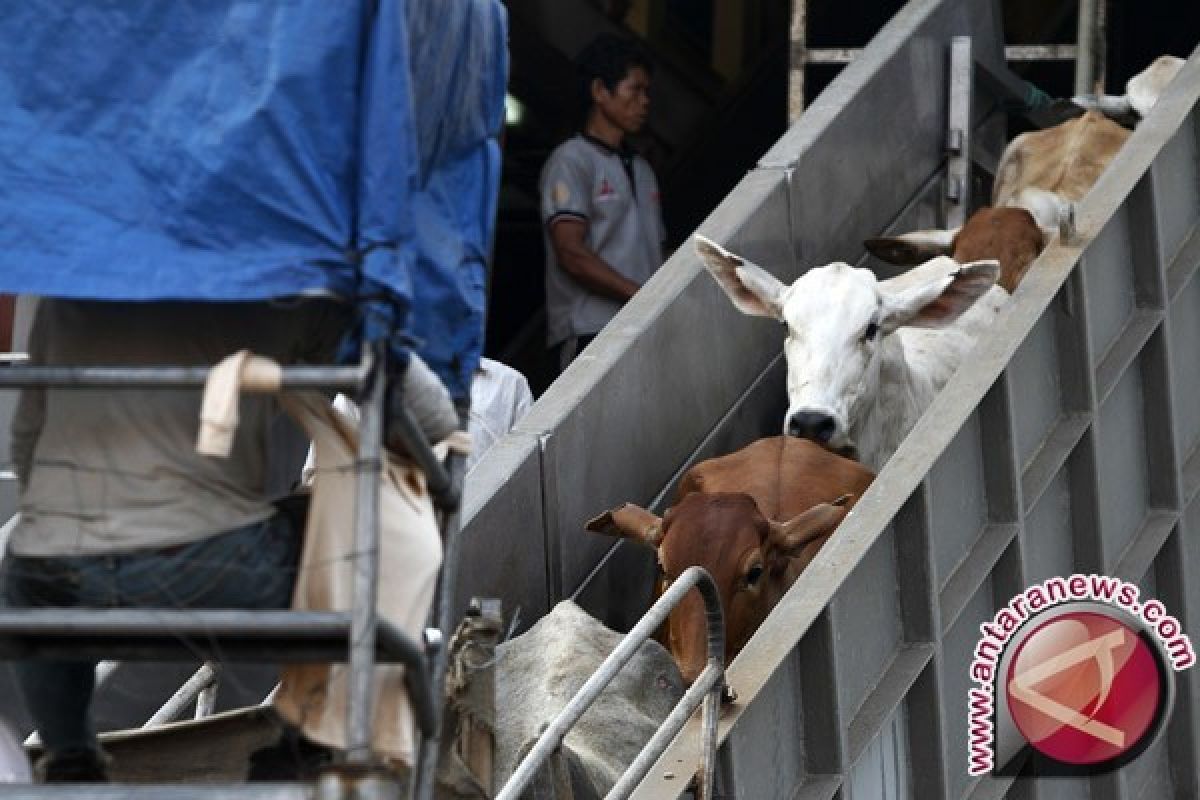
[495,566,726,800]
[788,0,1107,120]
[0,344,463,796]
[629,43,1200,800]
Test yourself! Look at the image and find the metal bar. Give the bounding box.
[345,341,384,763]
[804,48,859,65]
[1075,0,1098,96]
[788,0,807,121]
[144,663,219,728]
[496,566,724,800]
[0,365,365,391]
[0,788,312,799]
[0,610,422,663]
[412,432,468,800]
[605,663,723,800]
[1004,44,1077,61]
[945,36,973,229]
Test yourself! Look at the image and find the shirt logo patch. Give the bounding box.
[597,178,616,199]
[553,181,572,206]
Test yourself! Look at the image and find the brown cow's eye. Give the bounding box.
[745,564,764,586]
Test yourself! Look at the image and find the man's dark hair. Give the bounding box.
[575,34,653,112]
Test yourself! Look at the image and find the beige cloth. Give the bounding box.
[196,353,446,765]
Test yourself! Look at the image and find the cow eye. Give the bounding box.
[745,564,764,586]
[862,321,880,342]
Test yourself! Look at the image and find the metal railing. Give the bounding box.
[495,566,725,800]
[0,343,460,797]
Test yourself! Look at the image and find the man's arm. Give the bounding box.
[549,218,640,303]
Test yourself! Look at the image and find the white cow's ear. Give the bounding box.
[585,503,663,549]
[695,234,787,320]
[864,228,958,266]
[879,257,999,333]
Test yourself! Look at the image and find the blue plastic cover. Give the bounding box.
[0,1,507,402]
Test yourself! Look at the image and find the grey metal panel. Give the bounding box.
[928,412,988,591]
[1020,468,1075,586]
[1008,312,1064,473]
[721,657,807,800]
[1151,113,1200,267]
[1083,205,1138,370]
[846,706,910,800]
[1168,256,1200,467]
[831,532,903,722]
[455,433,550,629]
[1094,359,1151,570]
[939,581,992,800]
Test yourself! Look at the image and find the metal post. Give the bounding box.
[412,415,468,800]
[143,663,220,728]
[788,0,807,122]
[1074,0,1098,96]
[346,341,385,763]
[945,36,973,229]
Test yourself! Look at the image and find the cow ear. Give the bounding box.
[879,257,999,333]
[767,494,853,558]
[694,234,787,320]
[585,503,663,549]
[864,228,958,266]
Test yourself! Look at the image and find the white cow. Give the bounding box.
[696,235,1003,470]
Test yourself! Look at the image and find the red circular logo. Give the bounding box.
[1006,611,1163,765]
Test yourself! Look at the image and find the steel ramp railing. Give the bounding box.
[0,343,462,798]
[495,566,726,800]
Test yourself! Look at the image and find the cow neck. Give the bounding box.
[854,333,923,472]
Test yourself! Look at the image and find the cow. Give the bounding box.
[865,206,1044,293]
[586,436,873,684]
[865,109,1131,292]
[694,234,1002,470]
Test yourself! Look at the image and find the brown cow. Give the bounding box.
[865,206,1044,292]
[866,110,1131,292]
[586,436,873,684]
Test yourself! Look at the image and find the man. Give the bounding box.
[540,34,666,373]
[0,298,350,781]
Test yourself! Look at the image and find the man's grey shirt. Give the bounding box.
[539,134,665,347]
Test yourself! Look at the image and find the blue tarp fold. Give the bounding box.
[0,0,507,401]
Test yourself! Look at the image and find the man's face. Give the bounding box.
[595,66,651,134]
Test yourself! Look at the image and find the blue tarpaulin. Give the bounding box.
[0,0,507,401]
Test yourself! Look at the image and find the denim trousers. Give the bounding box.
[0,513,299,757]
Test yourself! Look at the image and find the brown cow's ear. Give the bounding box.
[585,503,664,549]
[767,495,853,557]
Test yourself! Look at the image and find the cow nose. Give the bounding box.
[787,411,836,443]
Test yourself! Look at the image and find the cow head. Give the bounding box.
[865,206,1045,293]
[587,491,851,684]
[695,234,998,455]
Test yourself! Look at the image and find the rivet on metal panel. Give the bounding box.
[946,176,963,202]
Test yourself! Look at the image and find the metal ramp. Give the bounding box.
[459,0,1200,797]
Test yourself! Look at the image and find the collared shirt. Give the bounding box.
[9,298,348,557]
[540,134,665,347]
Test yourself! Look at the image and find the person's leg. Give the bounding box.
[0,554,107,779]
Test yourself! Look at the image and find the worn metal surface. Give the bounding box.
[946,36,974,229]
[629,44,1200,800]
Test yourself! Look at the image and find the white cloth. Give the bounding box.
[273,392,443,767]
[466,358,532,473]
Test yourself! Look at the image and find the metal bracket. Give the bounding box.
[945,36,973,229]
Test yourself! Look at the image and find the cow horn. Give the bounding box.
[585,503,664,549]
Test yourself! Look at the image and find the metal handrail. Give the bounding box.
[495,566,725,800]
